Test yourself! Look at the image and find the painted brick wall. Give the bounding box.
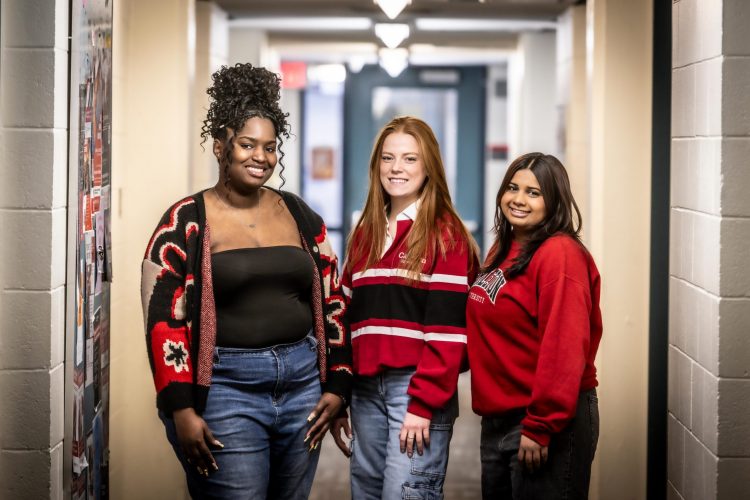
[0,0,69,498]
[669,1,750,498]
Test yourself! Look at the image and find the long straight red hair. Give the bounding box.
[346,116,478,278]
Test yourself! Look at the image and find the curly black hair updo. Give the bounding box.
[201,63,291,186]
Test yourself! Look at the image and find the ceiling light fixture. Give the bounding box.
[375,23,410,49]
[415,18,557,32]
[374,0,411,20]
[378,47,409,78]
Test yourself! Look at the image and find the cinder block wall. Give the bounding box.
[0,0,69,498]
[669,0,750,498]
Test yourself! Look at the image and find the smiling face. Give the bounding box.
[500,168,547,240]
[215,116,277,192]
[379,132,427,213]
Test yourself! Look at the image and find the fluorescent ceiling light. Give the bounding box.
[375,23,410,49]
[347,56,367,73]
[415,18,557,32]
[378,47,409,78]
[229,17,372,31]
[307,64,347,84]
[374,0,411,20]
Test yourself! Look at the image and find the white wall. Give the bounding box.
[0,0,68,497]
[669,0,750,498]
[483,63,509,253]
[586,0,653,498]
[556,6,589,243]
[192,1,229,192]
[507,31,558,161]
[109,1,196,498]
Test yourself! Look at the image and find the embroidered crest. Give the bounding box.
[471,269,507,305]
[163,339,189,373]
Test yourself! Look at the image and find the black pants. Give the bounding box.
[480,389,599,500]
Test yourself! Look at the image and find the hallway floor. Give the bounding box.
[310,373,482,499]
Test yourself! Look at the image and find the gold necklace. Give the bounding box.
[212,188,260,229]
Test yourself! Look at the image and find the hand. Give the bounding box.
[329,416,352,457]
[304,392,345,451]
[399,412,431,457]
[172,407,223,477]
[518,434,548,472]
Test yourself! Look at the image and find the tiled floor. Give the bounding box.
[310,372,482,499]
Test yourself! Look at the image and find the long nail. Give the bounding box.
[212,462,219,471]
[304,434,310,443]
[307,412,316,422]
[214,440,224,448]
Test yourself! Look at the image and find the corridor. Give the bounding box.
[1,1,749,499]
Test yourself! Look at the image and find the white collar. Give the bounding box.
[390,199,420,222]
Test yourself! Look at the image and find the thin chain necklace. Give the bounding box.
[212,187,260,229]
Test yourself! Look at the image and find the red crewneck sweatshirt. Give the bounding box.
[467,235,602,447]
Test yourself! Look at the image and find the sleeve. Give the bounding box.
[406,236,477,419]
[317,225,353,405]
[140,199,199,413]
[521,241,593,446]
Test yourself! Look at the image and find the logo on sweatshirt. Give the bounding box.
[471,269,506,304]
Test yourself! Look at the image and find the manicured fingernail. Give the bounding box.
[309,443,315,452]
[212,462,219,471]
[304,435,310,443]
[314,442,320,450]
[214,440,224,448]
[307,412,316,422]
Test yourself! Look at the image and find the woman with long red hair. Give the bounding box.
[330,116,478,499]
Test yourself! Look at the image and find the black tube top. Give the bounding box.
[211,246,314,348]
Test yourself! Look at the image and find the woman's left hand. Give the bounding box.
[518,434,548,472]
[304,392,345,450]
[399,412,431,457]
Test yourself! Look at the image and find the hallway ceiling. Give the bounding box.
[211,0,578,63]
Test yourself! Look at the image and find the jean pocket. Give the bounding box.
[402,483,442,500]
[409,429,451,479]
[307,333,318,351]
[588,391,600,458]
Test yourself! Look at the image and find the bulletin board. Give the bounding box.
[65,0,113,498]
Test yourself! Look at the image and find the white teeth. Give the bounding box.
[390,178,407,184]
[247,166,264,175]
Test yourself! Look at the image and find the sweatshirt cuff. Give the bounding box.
[156,382,195,416]
[520,427,551,447]
[323,370,353,409]
[407,398,434,420]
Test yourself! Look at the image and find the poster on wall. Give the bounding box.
[67,0,112,498]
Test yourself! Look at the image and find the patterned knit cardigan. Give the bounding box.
[141,189,352,415]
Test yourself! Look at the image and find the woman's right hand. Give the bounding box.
[329,416,352,457]
[173,407,224,476]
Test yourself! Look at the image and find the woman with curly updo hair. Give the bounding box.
[141,63,352,499]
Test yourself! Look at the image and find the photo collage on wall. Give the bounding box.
[70,0,112,498]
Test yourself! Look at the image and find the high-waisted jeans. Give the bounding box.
[160,334,322,500]
[350,368,459,500]
[480,389,599,500]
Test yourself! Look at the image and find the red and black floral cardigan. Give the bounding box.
[140,189,352,415]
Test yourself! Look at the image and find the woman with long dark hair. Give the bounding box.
[330,116,478,499]
[141,63,352,499]
[467,152,602,499]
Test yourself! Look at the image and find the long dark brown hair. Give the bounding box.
[346,116,478,279]
[484,152,583,277]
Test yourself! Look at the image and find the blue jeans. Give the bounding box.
[480,389,599,500]
[350,369,458,500]
[160,335,322,500]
